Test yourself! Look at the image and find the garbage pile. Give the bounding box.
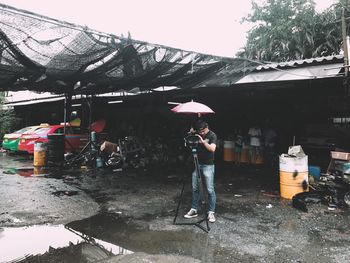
[292,151,350,212]
[99,136,189,169]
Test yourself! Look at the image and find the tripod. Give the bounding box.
[173,147,210,233]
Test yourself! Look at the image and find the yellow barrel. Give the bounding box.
[223,141,234,161]
[33,142,47,167]
[279,154,308,199]
[279,171,308,199]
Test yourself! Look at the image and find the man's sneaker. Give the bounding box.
[184,209,198,219]
[208,212,216,223]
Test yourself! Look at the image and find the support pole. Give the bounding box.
[342,8,349,97]
[88,94,93,150]
[64,95,67,134]
[63,92,73,134]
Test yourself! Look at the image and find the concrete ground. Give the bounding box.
[1,152,350,262]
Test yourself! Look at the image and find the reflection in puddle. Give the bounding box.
[0,154,48,177]
[0,224,132,262]
[67,213,233,262]
[1,167,48,177]
[0,154,32,170]
[16,167,48,177]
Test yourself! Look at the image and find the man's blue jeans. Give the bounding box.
[191,164,216,213]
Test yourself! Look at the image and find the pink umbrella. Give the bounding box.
[171,100,215,117]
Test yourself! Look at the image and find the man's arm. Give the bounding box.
[196,134,216,152]
[204,141,216,152]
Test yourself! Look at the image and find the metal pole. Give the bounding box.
[89,95,92,150]
[63,93,72,134]
[63,95,67,134]
[342,8,349,97]
[342,8,348,77]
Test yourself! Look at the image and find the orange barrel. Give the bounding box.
[223,141,234,161]
[255,153,264,165]
[33,142,47,167]
[279,154,308,199]
[240,145,249,163]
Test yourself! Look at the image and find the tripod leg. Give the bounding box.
[193,154,210,232]
[173,176,186,225]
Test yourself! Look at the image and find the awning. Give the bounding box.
[3,96,65,108]
[0,4,258,95]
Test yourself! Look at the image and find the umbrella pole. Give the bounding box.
[173,148,210,233]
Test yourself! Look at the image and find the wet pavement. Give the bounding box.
[1,152,350,262]
[0,154,99,227]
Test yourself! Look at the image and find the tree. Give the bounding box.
[0,92,20,139]
[238,0,346,62]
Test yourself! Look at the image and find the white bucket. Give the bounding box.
[34,142,46,152]
[279,154,308,173]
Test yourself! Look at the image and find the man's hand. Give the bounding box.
[196,134,204,144]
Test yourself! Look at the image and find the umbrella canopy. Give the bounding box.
[90,119,106,133]
[171,100,215,115]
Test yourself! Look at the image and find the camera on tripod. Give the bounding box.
[185,134,200,149]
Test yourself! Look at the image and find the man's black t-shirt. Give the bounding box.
[197,130,217,165]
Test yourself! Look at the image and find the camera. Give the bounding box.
[185,134,200,149]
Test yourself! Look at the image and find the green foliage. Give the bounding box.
[238,0,346,62]
[0,92,20,139]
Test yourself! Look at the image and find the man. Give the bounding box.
[263,121,278,170]
[248,124,262,164]
[184,120,217,223]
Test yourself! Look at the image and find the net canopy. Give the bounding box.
[0,4,258,95]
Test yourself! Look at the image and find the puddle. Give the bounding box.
[0,154,32,170]
[67,213,237,262]
[0,213,236,262]
[1,167,49,177]
[0,224,132,262]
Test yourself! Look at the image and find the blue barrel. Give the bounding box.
[47,134,65,166]
[308,165,321,180]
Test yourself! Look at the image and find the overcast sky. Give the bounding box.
[0,0,336,57]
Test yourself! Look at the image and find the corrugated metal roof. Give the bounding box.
[2,96,64,109]
[237,63,343,84]
[256,54,344,71]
